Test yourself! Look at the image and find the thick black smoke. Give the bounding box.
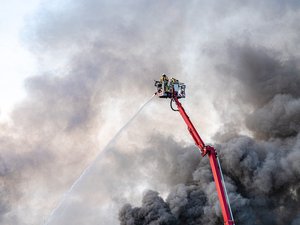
[119,190,177,225]
[119,45,300,225]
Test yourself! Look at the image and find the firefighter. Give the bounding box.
[170,77,178,86]
[160,74,169,93]
[168,77,178,95]
[160,74,169,83]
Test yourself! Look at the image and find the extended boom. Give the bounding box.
[155,74,235,225]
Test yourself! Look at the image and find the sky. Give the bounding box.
[0,0,41,120]
[0,1,300,225]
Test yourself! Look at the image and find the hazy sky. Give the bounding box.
[0,0,41,120]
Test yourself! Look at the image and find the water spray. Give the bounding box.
[44,94,155,225]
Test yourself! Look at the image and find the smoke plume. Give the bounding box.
[1,0,300,225]
[119,45,300,225]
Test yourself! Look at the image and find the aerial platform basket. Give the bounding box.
[154,75,186,99]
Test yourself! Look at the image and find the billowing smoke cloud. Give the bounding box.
[1,0,300,225]
[119,45,300,224]
[119,190,177,225]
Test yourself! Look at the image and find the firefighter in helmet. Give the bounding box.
[160,74,170,93]
[168,77,178,95]
[170,77,178,85]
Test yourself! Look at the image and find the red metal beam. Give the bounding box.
[173,97,234,225]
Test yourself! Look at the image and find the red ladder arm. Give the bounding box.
[173,97,235,225]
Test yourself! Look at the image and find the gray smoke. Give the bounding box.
[1,0,300,225]
[119,190,177,225]
[119,45,300,224]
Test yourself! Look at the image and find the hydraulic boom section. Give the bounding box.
[154,74,235,225]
